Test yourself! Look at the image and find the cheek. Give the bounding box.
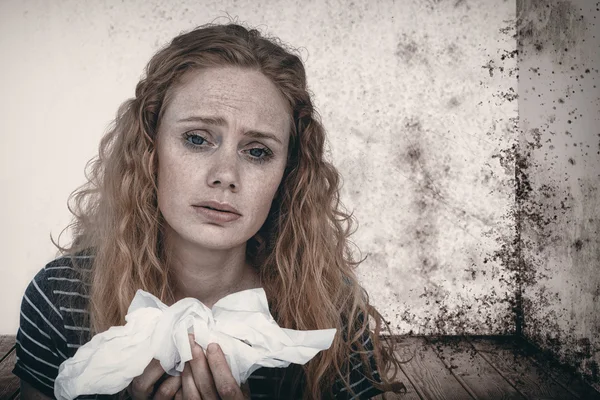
[156,164,173,213]
[247,170,284,212]
[156,150,188,206]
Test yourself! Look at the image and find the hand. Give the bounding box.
[128,359,181,399]
[175,334,250,400]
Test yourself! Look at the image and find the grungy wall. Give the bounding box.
[517,0,600,386]
[341,0,519,335]
[0,0,518,337]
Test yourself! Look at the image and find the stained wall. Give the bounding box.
[517,0,600,386]
[0,0,517,337]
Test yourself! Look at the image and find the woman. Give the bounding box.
[14,23,405,399]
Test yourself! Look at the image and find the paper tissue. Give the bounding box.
[54,288,337,400]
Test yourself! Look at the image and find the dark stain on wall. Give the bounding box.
[395,33,419,64]
[393,2,525,333]
[482,49,519,81]
[392,117,448,333]
[417,4,528,335]
[395,114,517,335]
[447,96,461,108]
[516,0,586,63]
[512,0,600,387]
[398,118,442,278]
[487,115,548,338]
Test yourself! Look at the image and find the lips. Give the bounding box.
[193,201,241,215]
[192,201,242,224]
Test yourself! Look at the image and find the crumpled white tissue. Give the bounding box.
[54,288,336,400]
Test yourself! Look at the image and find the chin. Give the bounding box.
[187,232,250,251]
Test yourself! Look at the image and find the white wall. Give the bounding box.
[0,0,516,335]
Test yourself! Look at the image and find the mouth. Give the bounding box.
[193,203,242,223]
[200,205,233,213]
[202,206,223,211]
[193,201,241,215]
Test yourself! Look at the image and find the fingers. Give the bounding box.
[129,337,245,400]
[128,358,182,400]
[187,334,219,399]
[152,375,182,400]
[181,363,202,400]
[206,343,245,400]
[129,359,169,399]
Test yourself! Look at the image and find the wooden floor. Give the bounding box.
[1,335,599,399]
[0,336,18,400]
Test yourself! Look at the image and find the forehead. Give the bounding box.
[161,67,291,134]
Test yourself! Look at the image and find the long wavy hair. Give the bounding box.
[54,23,404,398]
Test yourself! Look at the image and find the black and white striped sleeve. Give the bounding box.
[333,324,385,399]
[13,266,70,397]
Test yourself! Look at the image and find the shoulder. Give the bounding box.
[22,253,93,324]
[13,252,95,397]
[27,251,94,330]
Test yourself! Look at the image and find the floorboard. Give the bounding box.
[426,336,526,400]
[395,336,473,400]
[514,337,600,400]
[0,336,19,399]
[469,336,577,400]
[373,337,423,400]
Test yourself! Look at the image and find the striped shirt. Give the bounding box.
[14,254,384,399]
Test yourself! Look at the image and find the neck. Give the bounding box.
[164,230,261,308]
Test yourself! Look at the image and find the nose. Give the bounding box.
[206,148,239,192]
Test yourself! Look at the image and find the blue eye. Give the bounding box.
[249,148,266,157]
[186,134,206,146]
[246,146,274,164]
[182,132,210,150]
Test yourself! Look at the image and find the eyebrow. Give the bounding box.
[177,115,283,145]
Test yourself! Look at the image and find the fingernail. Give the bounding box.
[207,343,219,354]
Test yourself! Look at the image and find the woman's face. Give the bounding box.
[155,67,291,250]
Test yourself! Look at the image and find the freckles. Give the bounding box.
[244,173,278,200]
[164,145,199,173]
[247,167,282,188]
